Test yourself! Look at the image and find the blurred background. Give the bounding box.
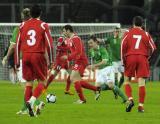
[0,0,160,81]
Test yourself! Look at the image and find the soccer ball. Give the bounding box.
[46,94,56,103]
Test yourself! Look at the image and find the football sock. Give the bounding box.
[65,76,71,91]
[46,74,55,88]
[124,84,133,100]
[139,86,145,104]
[24,86,32,102]
[29,96,36,107]
[118,75,124,88]
[115,73,118,86]
[113,85,127,101]
[80,80,97,91]
[74,81,86,101]
[33,83,45,98]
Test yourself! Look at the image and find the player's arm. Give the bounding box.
[121,31,128,65]
[147,32,156,55]
[92,48,108,68]
[14,30,21,68]
[43,23,54,65]
[67,37,82,61]
[2,28,18,66]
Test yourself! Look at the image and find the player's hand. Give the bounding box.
[15,63,20,70]
[2,56,7,66]
[61,55,68,60]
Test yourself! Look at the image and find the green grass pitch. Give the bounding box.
[0,80,160,124]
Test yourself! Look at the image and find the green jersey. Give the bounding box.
[89,46,112,69]
[106,35,121,61]
[10,27,19,44]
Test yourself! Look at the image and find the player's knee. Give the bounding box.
[124,76,130,84]
[108,82,114,89]
[138,78,145,87]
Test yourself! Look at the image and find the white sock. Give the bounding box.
[28,96,36,107]
[139,103,143,107]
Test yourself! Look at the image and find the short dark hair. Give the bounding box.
[89,35,98,42]
[63,25,73,32]
[133,16,143,27]
[30,4,42,18]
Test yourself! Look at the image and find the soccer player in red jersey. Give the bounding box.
[46,36,73,95]
[61,25,100,104]
[121,16,156,112]
[15,5,53,116]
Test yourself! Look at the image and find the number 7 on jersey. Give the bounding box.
[133,35,142,49]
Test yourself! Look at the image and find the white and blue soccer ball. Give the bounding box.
[46,94,56,103]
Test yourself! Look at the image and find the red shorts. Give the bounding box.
[22,53,48,81]
[72,62,87,77]
[54,60,69,72]
[124,55,150,78]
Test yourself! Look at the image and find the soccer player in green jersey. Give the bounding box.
[87,35,127,103]
[106,27,124,88]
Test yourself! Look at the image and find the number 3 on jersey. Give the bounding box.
[27,30,36,46]
[133,35,142,49]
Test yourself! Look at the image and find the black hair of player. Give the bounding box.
[89,35,98,42]
[63,25,74,32]
[30,4,42,18]
[133,16,143,27]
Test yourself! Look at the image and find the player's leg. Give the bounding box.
[118,63,125,88]
[124,55,137,112]
[137,78,145,113]
[108,82,127,103]
[26,53,48,116]
[64,75,74,95]
[70,64,99,103]
[113,72,119,99]
[136,55,149,112]
[46,68,59,88]
[119,72,124,88]
[124,76,134,112]
[70,70,86,103]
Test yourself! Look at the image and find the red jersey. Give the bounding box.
[121,27,156,63]
[15,18,53,65]
[67,34,88,64]
[56,37,69,62]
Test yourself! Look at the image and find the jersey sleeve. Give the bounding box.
[146,32,156,54]
[121,31,129,65]
[101,47,109,62]
[14,27,22,67]
[43,23,54,64]
[10,27,19,44]
[68,37,83,61]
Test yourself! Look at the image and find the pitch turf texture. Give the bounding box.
[0,80,160,124]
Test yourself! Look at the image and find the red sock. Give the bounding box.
[124,84,132,99]
[24,86,32,102]
[80,80,97,91]
[33,83,45,98]
[139,86,145,104]
[46,74,55,88]
[65,76,71,91]
[74,81,86,101]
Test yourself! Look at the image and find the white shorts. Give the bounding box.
[17,60,26,83]
[112,61,124,73]
[96,66,115,85]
